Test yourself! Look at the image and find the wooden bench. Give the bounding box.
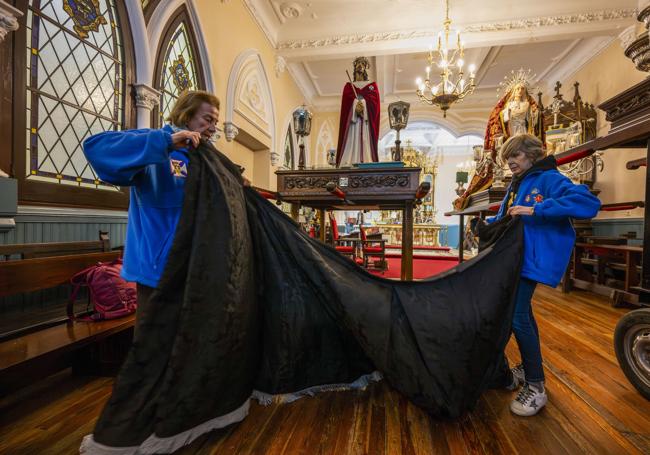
[0,236,135,394]
[569,242,643,306]
[0,231,110,260]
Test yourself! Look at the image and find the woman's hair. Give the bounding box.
[500,133,545,163]
[167,90,220,126]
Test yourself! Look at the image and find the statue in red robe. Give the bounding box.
[335,57,380,167]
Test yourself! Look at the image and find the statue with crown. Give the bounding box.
[453,68,545,210]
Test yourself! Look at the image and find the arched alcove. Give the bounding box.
[225,49,277,187]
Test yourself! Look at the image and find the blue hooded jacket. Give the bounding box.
[491,156,601,287]
[83,125,189,288]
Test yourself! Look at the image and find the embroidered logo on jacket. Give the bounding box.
[170,159,188,178]
[534,194,544,203]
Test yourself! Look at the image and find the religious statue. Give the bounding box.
[453,68,544,210]
[335,57,381,167]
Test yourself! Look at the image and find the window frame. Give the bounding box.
[6,0,136,210]
[151,5,206,129]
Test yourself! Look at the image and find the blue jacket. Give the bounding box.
[83,125,188,287]
[491,157,601,287]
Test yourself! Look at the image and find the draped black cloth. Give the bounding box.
[81,142,523,454]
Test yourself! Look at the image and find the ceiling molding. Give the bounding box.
[243,0,278,47]
[286,62,318,105]
[536,38,582,82]
[463,9,635,33]
[276,8,636,57]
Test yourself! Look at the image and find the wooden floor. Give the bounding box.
[1,286,649,454]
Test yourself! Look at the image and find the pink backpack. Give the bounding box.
[67,258,137,321]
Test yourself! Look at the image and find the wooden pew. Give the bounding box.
[0,238,136,394]
[0,231,110,260]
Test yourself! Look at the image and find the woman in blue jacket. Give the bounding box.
[83,90,247,312]
[488,133,600,416]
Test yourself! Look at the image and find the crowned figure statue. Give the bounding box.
[335,57,381,167]
[453,68,544,210]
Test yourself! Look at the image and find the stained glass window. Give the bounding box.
[158,22,199,127]
[283,124,294,170]
[25,0,125,189]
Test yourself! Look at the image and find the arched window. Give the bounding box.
[282,124,295,170]
[153,7,204,128]
[11,0,135,208]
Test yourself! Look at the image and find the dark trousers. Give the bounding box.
[512,278,545,383]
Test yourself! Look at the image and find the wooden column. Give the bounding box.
[319,208,326,243]
[401,201,414,280]
[641,138,650,299]
[291,203,300,222]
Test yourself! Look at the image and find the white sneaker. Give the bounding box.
[511,363,525,384]
[510,383,547,416]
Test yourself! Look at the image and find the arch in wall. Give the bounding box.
[225,49,276,163]
[378,107,485,141]
[151,4,209,128]
[125,0,152,87]
[148,0,215,92]
[10,0,136,209]
[315,119,335,167]
[278,107,311,169]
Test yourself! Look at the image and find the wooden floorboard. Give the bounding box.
[1,286,649,454]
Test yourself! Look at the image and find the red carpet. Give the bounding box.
[368,256,459,279]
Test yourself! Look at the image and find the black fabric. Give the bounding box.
[91,142,524,448]
[473,215,515,252]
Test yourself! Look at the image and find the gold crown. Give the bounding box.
[498,68,536,97]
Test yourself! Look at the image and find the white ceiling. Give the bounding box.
[244,0,638,111]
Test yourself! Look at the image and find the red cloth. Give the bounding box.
[336,82,380,167]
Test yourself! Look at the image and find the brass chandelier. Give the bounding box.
[415,0,476,117]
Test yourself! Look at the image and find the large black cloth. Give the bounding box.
[83,142,523,454]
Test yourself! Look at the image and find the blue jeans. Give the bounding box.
[512,278,545,383]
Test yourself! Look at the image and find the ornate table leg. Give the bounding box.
[319,209,326,243]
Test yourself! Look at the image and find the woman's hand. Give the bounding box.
[171,131,201,149]
[242,177,251,187]
[507,205,535,216]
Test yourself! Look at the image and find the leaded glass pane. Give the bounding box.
[284,125,294,170]
[158,22,199,127]
[26,0,125,189]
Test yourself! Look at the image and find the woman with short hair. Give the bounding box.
[487,133,600,416]
[83,90,249,327]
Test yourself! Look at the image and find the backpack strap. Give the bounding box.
[66,264,99,321]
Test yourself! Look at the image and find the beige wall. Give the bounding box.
[550,40,647,219]
[193,0,307,190]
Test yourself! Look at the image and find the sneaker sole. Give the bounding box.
[509,397,547,416]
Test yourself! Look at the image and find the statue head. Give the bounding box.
[352,57,370,82]
[513,83,528,100]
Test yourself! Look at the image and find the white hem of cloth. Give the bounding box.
[79,400,250,455]
[252,370,383,405]
[79,371,382,454]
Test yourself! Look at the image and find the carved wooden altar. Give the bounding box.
[276,166,423,280]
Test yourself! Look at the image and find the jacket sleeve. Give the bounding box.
[534,174,601,220]
[83,128,173,186]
